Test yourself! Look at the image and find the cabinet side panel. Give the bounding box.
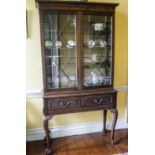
[39,11,47,91]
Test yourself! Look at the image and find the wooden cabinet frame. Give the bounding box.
[36,1,119,155]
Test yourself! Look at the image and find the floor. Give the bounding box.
[26,129,128,155]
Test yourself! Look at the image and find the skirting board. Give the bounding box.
[26,119,127,141]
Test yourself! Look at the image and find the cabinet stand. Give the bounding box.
[43,108,118,155]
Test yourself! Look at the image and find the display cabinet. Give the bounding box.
[36,1,119,154]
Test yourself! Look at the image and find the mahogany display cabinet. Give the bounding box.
[35,1,119,154]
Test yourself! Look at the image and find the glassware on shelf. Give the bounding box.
[98,75,105,85]
[88,40,95,48]
[67,40,76,48]
[61,75,68,87]
[55,41,62,48]
[91,72,98,85]
[45,41,52,47]
[43,13,77,89]
[91,54,97,63]
[83,14,113,87]
[92,23,106,31]
[84,72,98,86]
[92,73,106,86]
[69,75,76,87]
[61,74,76,87]
[100,40,107,47]
[84,69,107,86]
[71,18,76,27]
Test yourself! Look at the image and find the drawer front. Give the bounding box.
[83,94,114,107]
[44,92,116,115]
[47,97,81,110]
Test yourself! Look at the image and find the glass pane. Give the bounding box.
[43,13,77,89]
[83,15,113,87]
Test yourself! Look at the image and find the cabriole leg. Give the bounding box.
[103,109,107,133]
[43,116,52,155]
[110,109,118,145]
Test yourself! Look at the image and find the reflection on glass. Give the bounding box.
[83,15,112,87]
[43,13,77,89]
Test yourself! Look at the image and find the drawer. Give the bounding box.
[47,97,81,110]
[83,94,114,107]
[44,92,116,115]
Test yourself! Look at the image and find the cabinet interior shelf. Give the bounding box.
[44,29,75,32]
[46,56,76,58]
[45,46,76,50]
[83,45,111,48]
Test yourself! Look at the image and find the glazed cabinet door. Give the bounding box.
[82,14,113,87]
[42,12,78,90]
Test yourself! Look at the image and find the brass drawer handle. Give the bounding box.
[60,102,70,107]
[98,98,103,104]
[93,99,98,103]
[93,98,103,105]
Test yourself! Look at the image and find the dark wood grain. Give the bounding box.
[103,109,107,133]
[111,13,115,88]
[111,109,118,145]
[44,92,116,115]
[36,1,119,12]
[36,1,119,154]
[36,0,119,6]
[39,10,47,91]
[77,11,82,90]
[26,129,128,155]
[43,88,117,98]
[43,116,51,155]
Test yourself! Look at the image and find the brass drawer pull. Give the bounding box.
[93,98,103,105]
[60,102,70,107]
[98,98,103,104]
[93,99,98,103]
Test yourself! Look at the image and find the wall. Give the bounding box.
[26,0,128,129]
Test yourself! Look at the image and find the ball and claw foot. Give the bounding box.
[45,148,51,155]
[111,140,117,145]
